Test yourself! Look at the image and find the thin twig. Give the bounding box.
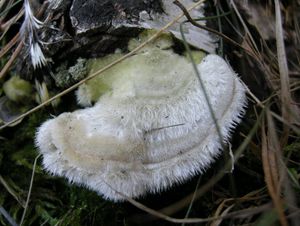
[19,154,41,226]
[229,1,259,54]
[0,206,18,226]
[0,33,19,58]
[0,175,25,207]
[115,178,272,224]
[0,6,24,41]
[179,20,224,147]
[173,0,256,58]
[0,41,23,80]
[244,85,300,135]
[0,0,22,19]
[182,175,202,226]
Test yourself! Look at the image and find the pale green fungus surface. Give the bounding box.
[36,32,247,201]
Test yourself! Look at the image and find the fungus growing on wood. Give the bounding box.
[36,35,247,200]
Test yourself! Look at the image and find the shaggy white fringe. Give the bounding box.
[36,53,247,201]
[21,0,47,69]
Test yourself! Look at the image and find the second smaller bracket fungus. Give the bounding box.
[36,38,247,201]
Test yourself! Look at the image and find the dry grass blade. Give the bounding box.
[0,1,24,81]
[0,41,23,80]
[182,176,201,226]
[245,85,300,135]
[230,1,260,55]
[1,10,23,32]
[210,201,235,226]
[0,6,23,41]
[0,0,205,130]
[179,14,224,147]
[274,0,296,145]
[230,1,283,97]
[104,178,272,224]
[261,109,288,226]
[0,0,21,19]
[267,111,300,225]
[0,33,19,59]
[210,188,267,226]
[0,206,18,226]
[0,175,25,207]
[19,154,41,226]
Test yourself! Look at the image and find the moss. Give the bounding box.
[3,76,33,103]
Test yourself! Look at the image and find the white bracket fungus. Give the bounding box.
[36,39,247,201]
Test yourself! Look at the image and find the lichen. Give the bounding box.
[53,58,87,88]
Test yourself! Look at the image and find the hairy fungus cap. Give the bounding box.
[36,44,247,201]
